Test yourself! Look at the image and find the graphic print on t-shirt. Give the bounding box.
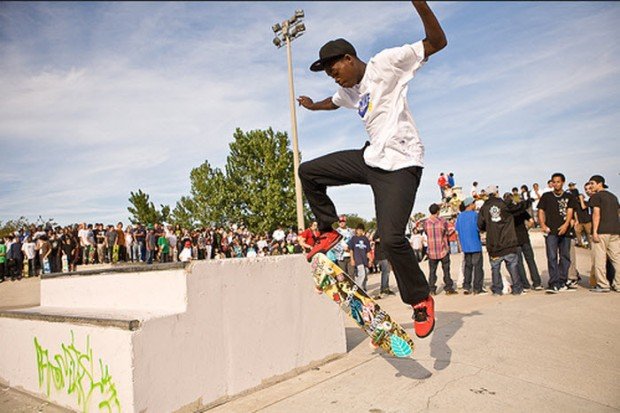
[557,198,569,220]
[357,93,371,118]
[490,205,501,222]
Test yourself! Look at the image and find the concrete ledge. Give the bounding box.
[0,254,347,412]
[41,261,189,279]
[0,309,140,331]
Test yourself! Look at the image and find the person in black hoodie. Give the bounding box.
[478,185,524,296]
[503,193,543,290]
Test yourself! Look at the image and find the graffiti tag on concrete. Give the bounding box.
[34,331,121,412]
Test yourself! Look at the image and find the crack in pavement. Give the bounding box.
[424,367,483,411]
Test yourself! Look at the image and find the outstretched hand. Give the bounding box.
[297,96,314,109]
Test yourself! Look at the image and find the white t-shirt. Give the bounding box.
[470,185,479,198]
[272,229,285,242]
[22,242,36,260]
[410,233,424,250]
[332,41,426,171]
[77,229,89,246]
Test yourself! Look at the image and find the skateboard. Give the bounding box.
[112,245,119,264]
[310,252,414,358]
[42,258,51,274]
[62,253,69,272]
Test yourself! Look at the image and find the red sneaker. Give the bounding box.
[306,230,343,262]
[412,295,435,338]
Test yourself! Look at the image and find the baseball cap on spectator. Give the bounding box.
[486,185,499,195]
[462,197,475,207]
[338,215,347,223]
[589,175,609,188]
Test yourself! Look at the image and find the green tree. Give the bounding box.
[127,190,164,225]
[170,196,197,229]
[187,161,229,226]
[184,128,299,233]
[0,216,57,238]
[225,128,297,233]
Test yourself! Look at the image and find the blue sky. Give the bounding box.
[1,1,618,227]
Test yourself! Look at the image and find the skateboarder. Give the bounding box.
[297,0,446,339]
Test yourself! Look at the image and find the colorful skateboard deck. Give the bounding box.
[42,258,51,274]
[311,252,414,358]
[62,254,69,272]
[112,245,119,264]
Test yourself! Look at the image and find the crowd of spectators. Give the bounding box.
[1,173,617,298]
[416,172,618,296]
[0,220,385,282]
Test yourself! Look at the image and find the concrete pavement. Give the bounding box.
[1,233,618,412]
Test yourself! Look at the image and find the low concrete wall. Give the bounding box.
[0,255,347,412]
[41,269,188,315]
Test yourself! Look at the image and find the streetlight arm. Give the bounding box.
[297,95,339,111]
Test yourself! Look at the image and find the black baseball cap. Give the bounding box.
[589,175,609,188]
[310,38,356,72]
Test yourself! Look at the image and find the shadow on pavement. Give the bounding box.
[346,309,481,378]
[427,310,481,371]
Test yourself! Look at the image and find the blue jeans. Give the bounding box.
[545,234,571,288]
[489,253,522,294]
[378,259,390,290]
[131,243,140,262]
[146,249,155,265]
[355,264,368,291]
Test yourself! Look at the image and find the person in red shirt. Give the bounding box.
[437,173,447,200]
[299,221,320,252]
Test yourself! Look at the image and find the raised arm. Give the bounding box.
[412,1,447,59]
[297,96,339,111]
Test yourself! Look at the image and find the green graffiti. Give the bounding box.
[34,331,121,413]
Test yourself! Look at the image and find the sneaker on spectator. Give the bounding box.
[412,295,435,339]
[474,289,489,296]
[532,285,544,291]
[445,289,458,295]
[306,230,343,262]
[559,285,576,292]
[463,289,472,295]
[381,289,396,296]
[546,286,560,294]
[566,279,579,289]
[589,286,611,293]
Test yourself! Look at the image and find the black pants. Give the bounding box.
[299,147,429,305]
[428,255,454,292]
[517,243,542,288]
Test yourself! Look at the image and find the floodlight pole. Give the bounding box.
[283,24,305,232]
[273,14,305,232]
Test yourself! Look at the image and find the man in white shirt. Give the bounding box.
[297,1,446,340]
[272,226,285,243]
[470,181,479,199]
